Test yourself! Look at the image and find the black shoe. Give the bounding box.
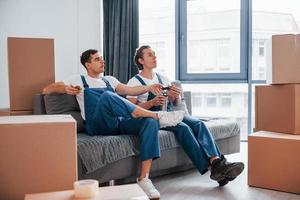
[210,155,244,183]
[218,178,229,187]
[217,176,236,187]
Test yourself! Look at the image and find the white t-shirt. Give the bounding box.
[127,73,170,103]
[64,74,120,119]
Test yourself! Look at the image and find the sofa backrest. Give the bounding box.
[33,90,192,133]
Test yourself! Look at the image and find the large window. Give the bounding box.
[252,0,300,81]
[188,39,231,73]
[139,0,249,139]
[139,0,300,138]
[180,0,246,82]
[139,0,175,79]
[183,84,248,140]
[187,0,240,74]
[183,0,248,139]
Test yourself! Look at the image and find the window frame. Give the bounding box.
[176,0,249,83]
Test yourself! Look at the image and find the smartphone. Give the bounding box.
[162,86,171,90]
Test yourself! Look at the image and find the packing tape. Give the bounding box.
[73,179,99,198]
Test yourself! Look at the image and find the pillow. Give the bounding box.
[44,93,85,133]
[170,80,190,115]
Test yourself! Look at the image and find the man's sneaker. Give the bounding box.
[157,111,184,128]
[210,155,244,185]
[217,176,236,187]
[217,178,229,187]
[137,175,160,200]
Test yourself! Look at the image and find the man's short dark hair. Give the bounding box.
[134,45,151,70]
[80,49,98,70]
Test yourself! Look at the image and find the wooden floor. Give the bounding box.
[152,142,300,200]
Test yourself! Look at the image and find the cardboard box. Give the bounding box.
[255,84,300,134]
[7,37,55,111]
[0,115,77,200]
[0,108,32,116]
[0,108,10,116]
[266,34,300,84]
[248,131,300,194]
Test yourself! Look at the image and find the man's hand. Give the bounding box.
[65,85,81,95]
[168,85,181,100]
[151,95,167,106]
[149,83,163,95]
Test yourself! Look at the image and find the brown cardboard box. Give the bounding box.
[255,84,300,134]
[0,108,10,116]
[0,115,77,200]
[267,34,300,84]
[248,131,300,194]
[7,37,55,111]
[0,108,32,116]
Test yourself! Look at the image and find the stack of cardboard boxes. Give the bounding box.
[249,34,300,194]
[0,38,78,200]
[0,37,55,116]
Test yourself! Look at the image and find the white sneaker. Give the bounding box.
[137,175,160,200]
[157,111,184,128]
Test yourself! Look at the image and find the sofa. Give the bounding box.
[33,90,240,184]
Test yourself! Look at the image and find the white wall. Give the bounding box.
[0,0,102,108]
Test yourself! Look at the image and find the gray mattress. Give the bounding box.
[77,118,239,174]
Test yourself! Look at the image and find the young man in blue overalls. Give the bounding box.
[43,49,186,200]
[127,45,245,191]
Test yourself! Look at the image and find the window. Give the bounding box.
[183,84,248,140]
[221,94,232,107]
[139,0,175,80]
[180,0,245,82]
[206,94,217,107]
[139,0,249,139]
[192,94,202,108]
[188,39,231,73]
[252,39,267,80]
[258,40,265,57]
[252,0,300,81]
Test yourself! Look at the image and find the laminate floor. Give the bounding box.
[152,142,300,200]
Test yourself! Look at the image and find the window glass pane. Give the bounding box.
[187,0,240,74]
[139,0,175,80]
[252,0,300,80]
[183,83,248,140]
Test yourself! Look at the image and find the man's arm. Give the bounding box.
[42,82,80,95]
[127,96,167,110]
[115,83,162,96]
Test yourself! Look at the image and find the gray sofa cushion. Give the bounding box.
[77,119,240,174]
[44,93,85,133]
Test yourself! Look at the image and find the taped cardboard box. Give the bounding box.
[0,115,77,200]
[266,34,300,84]
[0,108,32,116]
[7,37,55,111]
[248,131,300,194]
[255,84,300,134]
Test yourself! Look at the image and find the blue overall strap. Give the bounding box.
[134,75,147,86]
[134,73,163,85]
[134,74,163,111]
[156,73,172,111]
[156,73,163,84]
[102,77,114,91]
[80,75,89,88]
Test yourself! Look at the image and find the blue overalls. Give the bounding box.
[134,74,171,111]
[134,74,221,174]
[81,75,160,161]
